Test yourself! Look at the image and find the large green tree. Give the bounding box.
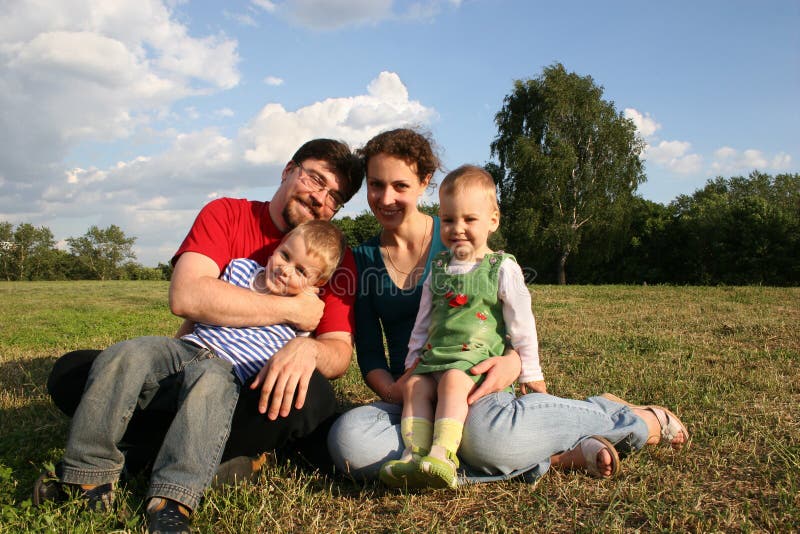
[491,63,646,284]
[0,222,57,280]
[66,224,137,280]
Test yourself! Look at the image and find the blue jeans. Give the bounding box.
[60,336,239,510]
[327,393,649,483]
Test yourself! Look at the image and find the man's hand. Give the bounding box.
[250,337,317,420]
[521,380,547,395]
[466,351,522,405]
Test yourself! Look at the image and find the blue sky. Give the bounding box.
[1,0,798,266]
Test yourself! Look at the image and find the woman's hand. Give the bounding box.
[521,380,547,394]
[466,350,522,405]
[386,366,417,404]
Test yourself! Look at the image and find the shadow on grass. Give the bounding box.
[0,355,73,502]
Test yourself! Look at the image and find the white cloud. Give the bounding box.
[242,71,436,164]
[251,0,276,11]
[646,140,703,174]
[624,108,661,138]
[1,70,436,265]
[0,0,240,199]
[281,0,392,29]
[224,10,259,27]
[710,147,793,175]
[215,107,235,117]
[264,76,285,86]
[626,108,702,175]
[270,0,461,30]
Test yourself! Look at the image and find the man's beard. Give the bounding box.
[282,196,321,229]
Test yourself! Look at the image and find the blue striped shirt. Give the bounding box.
[182,258,298,383]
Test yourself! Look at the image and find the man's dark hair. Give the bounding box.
[292,139,364,203]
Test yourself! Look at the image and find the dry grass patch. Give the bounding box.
[0,282,797,532]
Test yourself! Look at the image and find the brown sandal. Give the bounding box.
[601,393,690,450]
[579,435,620,478]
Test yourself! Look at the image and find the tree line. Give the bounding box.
[332,171,799,286]
[3,169,797,285]
[0,223,172,281]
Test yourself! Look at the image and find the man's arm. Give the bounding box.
[250,331,353,420]
[169,251,324,331]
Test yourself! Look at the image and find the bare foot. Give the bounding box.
[551,436,619,478]
[600,393,689,450]
[634,407,689,449]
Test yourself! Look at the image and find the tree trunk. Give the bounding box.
[557,246,570,285]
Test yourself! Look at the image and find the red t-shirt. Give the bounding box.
[172,197,356,336]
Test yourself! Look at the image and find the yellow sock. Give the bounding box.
[431,418,464,457]
[400,417,433,453]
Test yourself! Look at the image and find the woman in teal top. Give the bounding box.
[328,128,689,483]
[354,217,446,381]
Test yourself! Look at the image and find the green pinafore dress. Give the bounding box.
[414,250,513,383]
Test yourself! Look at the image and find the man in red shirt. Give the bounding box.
[44,139,363,489]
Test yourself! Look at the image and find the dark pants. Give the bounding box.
[48,349,337,474]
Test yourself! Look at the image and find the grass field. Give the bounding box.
[0,281,798,532]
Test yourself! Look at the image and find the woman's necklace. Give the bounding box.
[382,216,430,276]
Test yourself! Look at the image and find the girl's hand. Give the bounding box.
[521,380,547,395]
[466,350,522,405]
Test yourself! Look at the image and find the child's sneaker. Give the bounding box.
[146,497,192,534]
[32,462,114,511]
[380,458,421,489]
[418,451,459,489]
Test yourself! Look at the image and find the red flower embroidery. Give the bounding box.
[448,293,468,307]
[426,343,432,350]
[476,312,487,321]
[444,290,454,299]
[461,343,469,351]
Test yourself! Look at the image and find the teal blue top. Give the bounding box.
[353,216,447,379]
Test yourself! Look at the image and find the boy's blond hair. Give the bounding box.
[439,164,499,212]
[285,220,346,283]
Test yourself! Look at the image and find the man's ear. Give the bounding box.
[280,161,295,182]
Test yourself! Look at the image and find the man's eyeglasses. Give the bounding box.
[293,160,344,213]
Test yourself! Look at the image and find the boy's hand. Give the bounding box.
[520,380,547,395]
[286,289,324,332]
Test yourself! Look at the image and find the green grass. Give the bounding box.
[0,281,798,532]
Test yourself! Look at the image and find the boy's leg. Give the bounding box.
[47,349,175,476]
[60,337,205,487]
[147,357,239,511]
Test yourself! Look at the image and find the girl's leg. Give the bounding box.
[428,369,474,460]
[379,375,437,488]
[418,370,475,488]
[398,373,437,457]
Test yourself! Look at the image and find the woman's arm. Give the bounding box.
[364,367,417,404]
